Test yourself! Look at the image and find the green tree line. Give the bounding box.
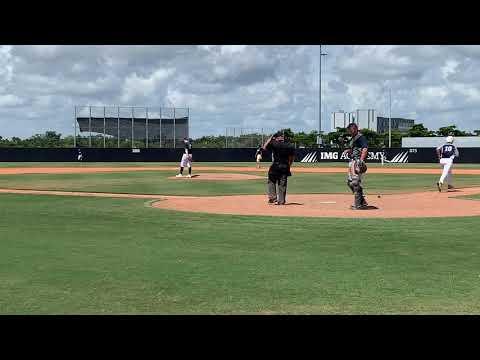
[1,125,478,148]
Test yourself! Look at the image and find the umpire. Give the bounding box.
[262,131,296,205]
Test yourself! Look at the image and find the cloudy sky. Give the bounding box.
[1,45,479,139]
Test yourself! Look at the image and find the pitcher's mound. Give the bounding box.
[168,173,265,181]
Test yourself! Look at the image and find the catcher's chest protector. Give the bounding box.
[349,134,363,160]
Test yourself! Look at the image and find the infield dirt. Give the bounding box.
[1,166,480,175]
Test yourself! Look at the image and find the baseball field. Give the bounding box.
[1,161,480,314]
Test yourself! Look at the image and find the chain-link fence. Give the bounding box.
[192,128,285,148]
[74,106,189,148]
[224,127,278,148]
[227,127,292,148]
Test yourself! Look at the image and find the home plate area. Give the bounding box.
[152,187,480,218]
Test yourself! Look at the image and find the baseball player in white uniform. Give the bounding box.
[436,135,459,192]
[176,138,193,178]
[255,145,263,169]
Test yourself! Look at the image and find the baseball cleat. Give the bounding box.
[350,204,368,210]
[268,199,276,204]
[448,185,454,190]
[175,174,183,177]
[186,174,192,178]
[436,182,442,192]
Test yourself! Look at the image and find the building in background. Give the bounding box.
[331,110,415,134]
[348,112,356,124]
[331,110,349,129]
[355,109,377,132]
[331,109,376,131]
[377,117,415,134]
[402,136,480,148]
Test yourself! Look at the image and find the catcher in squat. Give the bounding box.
[343,123,369,210]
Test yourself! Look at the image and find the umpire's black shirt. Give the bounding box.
[266,140,295,177]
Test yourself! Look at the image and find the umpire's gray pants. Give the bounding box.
[268,174,288,204]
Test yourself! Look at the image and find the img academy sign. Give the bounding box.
[299,149,410,163]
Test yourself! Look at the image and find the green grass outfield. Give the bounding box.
[1,162,480,314]
[459,194,480,201]
[1,171,480,196]
[1,161,480,168]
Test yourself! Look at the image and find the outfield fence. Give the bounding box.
[1,147,480,163]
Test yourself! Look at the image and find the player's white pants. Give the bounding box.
[439,157,454,185]
[180,154,192,168]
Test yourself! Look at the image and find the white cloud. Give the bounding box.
[220,45,247,55]
[121,68,175,103]
[0,45,15,83]
[1,45,480,138]
[0,94,24,106]
[442,60,459,79]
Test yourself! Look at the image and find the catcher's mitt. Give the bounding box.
[354,159,368,174]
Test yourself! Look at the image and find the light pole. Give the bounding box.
[165,99,176,148]
[318,45,328,145]
[389,88,392,148]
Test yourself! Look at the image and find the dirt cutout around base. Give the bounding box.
[168,173,264,181]
[152,187,480,218]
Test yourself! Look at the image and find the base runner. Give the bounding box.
[176,137,193,178]
[342,123,369,210]
[436,135,459,192]
[255,145,263,169]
